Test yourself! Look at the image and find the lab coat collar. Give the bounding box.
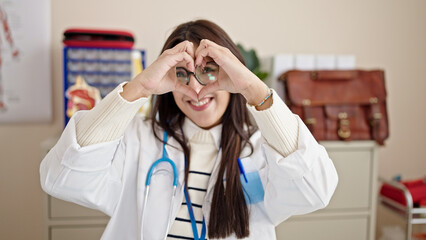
[182,118,222,150]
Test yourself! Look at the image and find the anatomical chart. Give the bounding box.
[0,0,51,123]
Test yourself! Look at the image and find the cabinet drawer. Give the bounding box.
[49,196,107,219]
[321,149,373,211]
[50,225,106,240]
[276,216,368,240]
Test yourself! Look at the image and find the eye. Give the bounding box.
[176,71,185,78]
[175,67,189,84]
[202,64,219,74]
[202,67,214,73]
[176,68,188,78]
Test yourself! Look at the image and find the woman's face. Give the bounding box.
[172,44,230,129]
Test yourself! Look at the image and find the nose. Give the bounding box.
[188,74,204,94]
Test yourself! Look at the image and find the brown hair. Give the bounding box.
[148,19,256,238]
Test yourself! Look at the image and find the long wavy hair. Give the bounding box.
[148,19,256,239]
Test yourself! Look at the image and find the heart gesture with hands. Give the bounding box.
[122,39,271,111]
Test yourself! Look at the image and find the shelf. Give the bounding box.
[412,218,426,225]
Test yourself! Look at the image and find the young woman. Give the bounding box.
[40,20,338,240]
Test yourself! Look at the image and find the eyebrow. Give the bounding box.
[176,67,190,70]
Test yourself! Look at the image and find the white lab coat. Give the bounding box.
[40,111,338,240]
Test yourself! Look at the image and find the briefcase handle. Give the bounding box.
[311,70,359,81]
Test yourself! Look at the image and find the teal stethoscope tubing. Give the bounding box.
[145,131,178,187]
[141,131,178,240]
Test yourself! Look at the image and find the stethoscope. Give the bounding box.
[141,130,247,240]
[141,131,179,240]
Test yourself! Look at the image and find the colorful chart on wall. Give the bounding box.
[0,0,51,123]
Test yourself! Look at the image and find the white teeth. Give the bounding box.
[191,98,210,107]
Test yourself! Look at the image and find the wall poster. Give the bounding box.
[0,0,51,123]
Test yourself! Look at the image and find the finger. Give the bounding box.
[167,51,195,72]
[166,40,191,54]
[198,58,207,68]
[194,39,208,58]
[175,83,198,102]
[195,39,224,67]
[195,47,222,67]
[198,81,221,99]
[195,39,220,56]
[183,41,195,59]
[166,41,195,62]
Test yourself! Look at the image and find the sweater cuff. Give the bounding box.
[247,89,299,157]
[76,82,148,146]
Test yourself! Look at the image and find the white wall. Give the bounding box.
[0,0,425,239]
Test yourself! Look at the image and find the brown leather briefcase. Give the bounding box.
[279,70,389,145]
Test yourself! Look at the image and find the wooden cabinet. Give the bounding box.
[41,137,109,240]
[42,195,108,240]
[276,141,378,240]
[50,226,106,240]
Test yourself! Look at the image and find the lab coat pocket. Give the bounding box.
[241,169,266,205]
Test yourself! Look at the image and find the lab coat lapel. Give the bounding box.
[136,134,185,239]
[136,137,160,239]
[164,137,186,229]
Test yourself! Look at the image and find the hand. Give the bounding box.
[194,39,270,106]
[122,41,198,101]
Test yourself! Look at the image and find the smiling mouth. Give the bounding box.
[191,98,210,106]
[188,97,213,110]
